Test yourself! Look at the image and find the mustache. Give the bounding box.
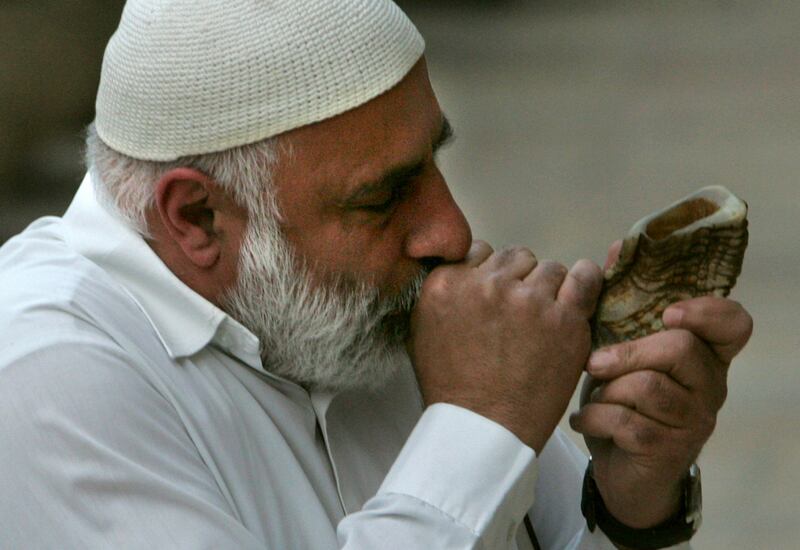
[378,263,433,317]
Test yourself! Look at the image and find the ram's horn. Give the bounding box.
[591,185,748,349]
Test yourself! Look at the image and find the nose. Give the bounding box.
[403,168,472,264]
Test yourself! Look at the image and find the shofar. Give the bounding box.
[591,185,748,349]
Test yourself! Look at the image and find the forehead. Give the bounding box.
[273,59,443,204]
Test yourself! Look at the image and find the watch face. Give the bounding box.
[686,463,703,531]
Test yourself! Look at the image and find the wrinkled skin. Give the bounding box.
[412,237,752,529]
[409,242,603,455]
[150,56,754,532]
[570,242,753,528]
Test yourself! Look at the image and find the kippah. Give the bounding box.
[95,0,425,161]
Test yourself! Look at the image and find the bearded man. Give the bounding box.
[0,1,752,549]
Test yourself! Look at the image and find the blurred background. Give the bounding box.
[1,1,798,547]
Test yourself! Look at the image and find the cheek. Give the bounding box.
[294,218,413,290]
[339,228,409,283]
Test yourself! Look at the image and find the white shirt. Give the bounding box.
[0,174,689,549]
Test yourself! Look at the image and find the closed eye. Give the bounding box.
[358,180,415,214]
[342,116,451,215]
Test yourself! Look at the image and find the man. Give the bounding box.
[0,1,752,548]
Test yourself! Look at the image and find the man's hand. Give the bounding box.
[570,294,753,529]
[407,240,603,454]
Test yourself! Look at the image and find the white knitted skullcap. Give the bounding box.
[95,0,425,161]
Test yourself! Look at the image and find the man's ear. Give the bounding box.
[154,168,223,269]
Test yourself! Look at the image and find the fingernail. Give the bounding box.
[588,349,615,372]
[663,307,684,326]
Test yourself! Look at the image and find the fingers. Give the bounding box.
[480,246,538,280]
[524,260,569,298]
[663,297,753,364]
[570,403,686,458]
[587,371,694,428]
[460,243,606,321]
[604,239,623,271]
[463,240,494,267]
[587,329,725,393]
[556,259,603,318]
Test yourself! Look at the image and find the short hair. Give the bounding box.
[84,123,282,237]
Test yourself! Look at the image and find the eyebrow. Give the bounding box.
[343,116,455,205]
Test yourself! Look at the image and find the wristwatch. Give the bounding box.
[581,457,702,549]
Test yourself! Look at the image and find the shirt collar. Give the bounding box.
[62,172,262,369]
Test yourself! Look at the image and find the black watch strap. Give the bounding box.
[581,458,700,550]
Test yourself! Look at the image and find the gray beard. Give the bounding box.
[221,206,425,393]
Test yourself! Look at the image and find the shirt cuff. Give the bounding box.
[378,403,538,548]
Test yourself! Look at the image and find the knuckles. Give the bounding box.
[626,413,673,451]
[616,406,634,429]
[632,422,662,449]
[641,370,665,395]
[616,340,636,370]
[670,329,701,362]
[479,272,503,302]
[500,245,535,262]
[637,371,675,416]
[735,302,755,344]
[537,259,569,280]
[615,407,663,449]
[654,393,679,419]
[416,247,592,350]
[507,284,538,313]
[567,259,603,293]
[421,270,452,301]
